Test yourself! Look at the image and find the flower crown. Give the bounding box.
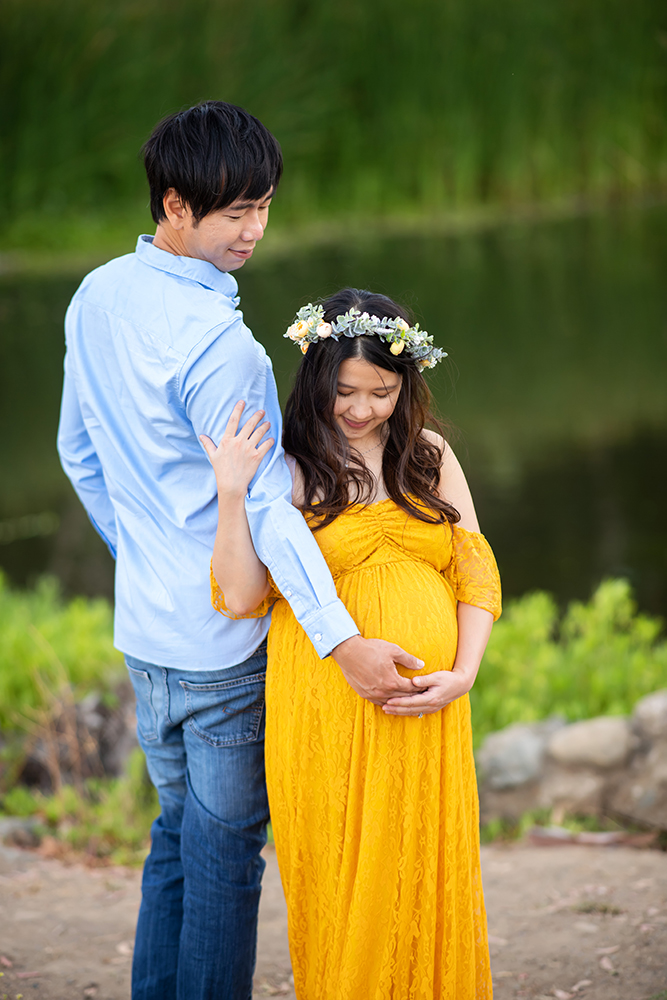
[284,303,447,369]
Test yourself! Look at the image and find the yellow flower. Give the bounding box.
[296,321,309,337]
[300,342,309,354]
[390,341,405,355]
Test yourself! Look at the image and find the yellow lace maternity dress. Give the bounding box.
[212,499,501,1000]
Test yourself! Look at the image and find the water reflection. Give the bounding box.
[1,207,666,612]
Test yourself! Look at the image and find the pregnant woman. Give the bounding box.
[204,288,501,999]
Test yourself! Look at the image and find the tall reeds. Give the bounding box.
[1,0,666,243]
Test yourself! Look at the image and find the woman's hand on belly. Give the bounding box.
[381,666,472,716]
[383,602,494,716]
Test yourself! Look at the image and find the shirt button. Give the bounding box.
[284,589,292,598]
[314,633,322,642]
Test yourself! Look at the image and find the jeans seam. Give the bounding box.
[126,664,159,742]
[178,671,266,694]
[161,666,171,726]
[185,703,264,747]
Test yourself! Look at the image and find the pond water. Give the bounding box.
[1,206,666,614]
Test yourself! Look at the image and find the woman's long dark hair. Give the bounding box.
[283,288,460,529]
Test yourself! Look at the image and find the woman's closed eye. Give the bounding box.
[337,391,391,398]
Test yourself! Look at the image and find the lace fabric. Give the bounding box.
[209,562,278,620]
[443,524,502,621]
[211,501,499,998]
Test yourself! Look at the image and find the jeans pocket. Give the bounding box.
[180,671,266,747]
[127,665,159,742]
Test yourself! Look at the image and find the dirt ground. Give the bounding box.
[1,840,666,1000]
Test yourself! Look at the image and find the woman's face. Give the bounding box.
[333,356,402,444]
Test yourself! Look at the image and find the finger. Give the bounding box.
[382,677,424,696]
[255,437,275,460]
[223,401,246,439]
[383,691,435,708]
[390,646,425,671]
[383,705,438,716]
[247,419,271,445]
[240,409,266,440]
[199,434,217,459]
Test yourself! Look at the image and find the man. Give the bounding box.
[58,100,423,1000]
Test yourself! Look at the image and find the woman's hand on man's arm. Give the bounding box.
[201,401,274,616]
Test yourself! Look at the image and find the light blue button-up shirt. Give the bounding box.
[58,235,358,670]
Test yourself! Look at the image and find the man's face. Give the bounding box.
[179,190,273,272]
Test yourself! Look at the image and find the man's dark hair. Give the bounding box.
[142,100,283,224]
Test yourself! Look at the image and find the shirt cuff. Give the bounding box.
[298,598,359,659]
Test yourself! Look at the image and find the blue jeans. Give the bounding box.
[125,641,269,1000]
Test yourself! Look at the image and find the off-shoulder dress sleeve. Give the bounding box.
[443,524,502,621]
[210,562,280,620]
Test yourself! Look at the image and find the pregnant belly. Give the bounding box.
[336,559,458,676]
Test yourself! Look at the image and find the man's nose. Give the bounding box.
[242,210,265,241]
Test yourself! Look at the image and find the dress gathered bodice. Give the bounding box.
[313,499,454,577]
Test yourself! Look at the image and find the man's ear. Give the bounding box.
[162,188,190,230]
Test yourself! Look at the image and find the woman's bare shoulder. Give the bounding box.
[420,427,448,455]
[285,453,306,507]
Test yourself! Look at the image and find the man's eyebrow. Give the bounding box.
[226,192,274,211]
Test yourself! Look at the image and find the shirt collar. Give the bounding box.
[135,234,239,301]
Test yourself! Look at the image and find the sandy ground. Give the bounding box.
[1,840,666,999]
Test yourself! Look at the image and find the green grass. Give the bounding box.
[2,0,667,253]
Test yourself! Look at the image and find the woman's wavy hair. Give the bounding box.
[283,288,460,529]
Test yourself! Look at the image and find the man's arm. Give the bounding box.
[57,355,118,558]
[184,320,424,702]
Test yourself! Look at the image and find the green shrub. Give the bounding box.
[0,748,159,866]
[0,571,123,732]
[1,784,40,817]
[471,578,667,744]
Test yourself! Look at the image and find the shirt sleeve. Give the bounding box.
[443,524,502,620]
[182,317,359,658]
[57,354,118,558]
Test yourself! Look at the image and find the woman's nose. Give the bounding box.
[348,402,371,420]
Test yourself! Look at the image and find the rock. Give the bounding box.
[18,680,138,791]
[538,767,605,815]
[479,780,542,825]
[99,680,139,777]
[632,690,667,742]
[0,817,41,848]
[477,718,565,790]
[609,740,667,829]
[547,716,631,769]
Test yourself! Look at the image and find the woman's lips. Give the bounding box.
[343,417,370,430]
